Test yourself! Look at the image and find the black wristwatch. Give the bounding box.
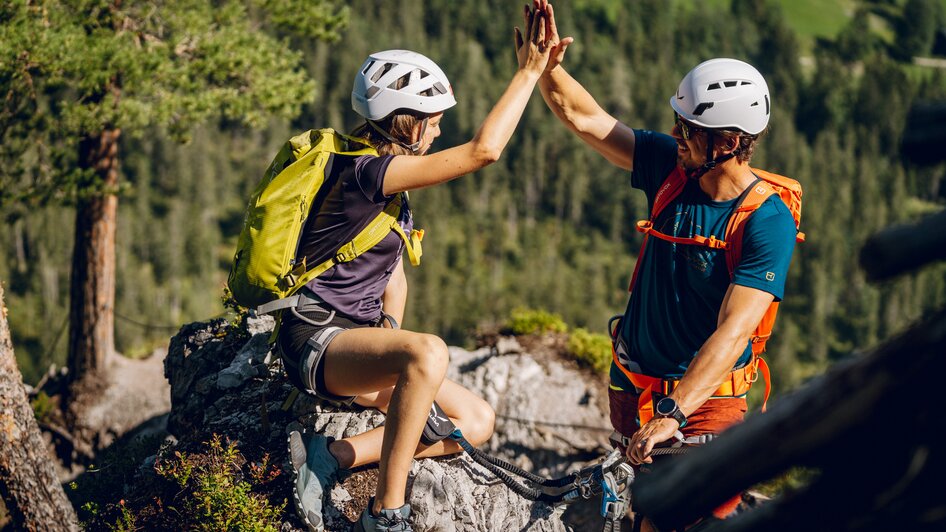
[655,397,687,428]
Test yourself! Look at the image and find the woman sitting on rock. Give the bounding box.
[282,6,553,532]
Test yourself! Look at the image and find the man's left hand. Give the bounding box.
[627,417,680,465]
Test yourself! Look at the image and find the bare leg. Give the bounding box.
[318,327,452,513]
[329,377,496,469]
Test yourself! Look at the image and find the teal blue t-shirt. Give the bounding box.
[610,130,797,387]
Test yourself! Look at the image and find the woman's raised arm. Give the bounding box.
[382,5,552,195]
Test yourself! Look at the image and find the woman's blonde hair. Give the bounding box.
[350,112,426,156]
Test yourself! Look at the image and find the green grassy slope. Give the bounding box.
[775,0,855,40]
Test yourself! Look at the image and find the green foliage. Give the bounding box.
[507,308,568,336]
[69,434,166,530]
[153,435,285,531]
[752,466,820,498]
[771,0,852,41]
[71,434,283,530]
[894,0,942,60]
[567,328,612,374]
[834,9,877,63]
[110,501,137,532]
[252,0,350,41]
[2,0,946,398]
[30,391,55,423]
[0,0,347,204]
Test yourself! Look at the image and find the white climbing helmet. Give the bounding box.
[669,58,770,136]
[352,49,457,121]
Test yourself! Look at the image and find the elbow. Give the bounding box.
[567,111,597,137]
[472,140,503,166]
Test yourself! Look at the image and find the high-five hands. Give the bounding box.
[532,0,573,73]
[514,2,554,74]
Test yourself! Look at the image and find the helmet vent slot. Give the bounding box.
[724,80,738,87]
[371,63,393,83]
[365,86,380,99]
[362,61,375,75]
[432,82,447,95]
[390,72,413,90]
[741,81,752,85]
[708,82,721,90]
[692,102,715,116]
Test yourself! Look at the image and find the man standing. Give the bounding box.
[534,0,799,524]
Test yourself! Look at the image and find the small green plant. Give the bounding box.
[30,391,56,423]
[71,435,165,530]
[220,286,252,341]
[507,308,568,335]
[221,286,249,323]
[752,466,819,498]
[111,500,136,532]
[567,328,612,374]
[153,434,285,531]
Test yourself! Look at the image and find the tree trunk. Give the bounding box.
[0,282,80,531]
[67,129,121,389]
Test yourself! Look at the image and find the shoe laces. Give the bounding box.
[369,501,412,532]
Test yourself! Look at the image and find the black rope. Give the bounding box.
[113,311,183,331]
[496,414,613,433]
[40,316,69,367]
[462,440,575,487]
[451,432,587,503]
[113,309,230,331]
[650,446,691,456]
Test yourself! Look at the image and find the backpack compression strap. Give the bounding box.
[627,168,689,293]
[256,193,423,315]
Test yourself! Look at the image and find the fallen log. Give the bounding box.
[632,307,946,530]
[859,209,946,281]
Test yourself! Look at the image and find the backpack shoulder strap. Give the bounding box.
[289,193,424,293]
[650,167,688,218]
[724,179,777,276]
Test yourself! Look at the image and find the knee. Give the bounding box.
[401,333,449,384]
[462,398,496,446]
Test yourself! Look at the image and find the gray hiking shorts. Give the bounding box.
[277,289,391,406]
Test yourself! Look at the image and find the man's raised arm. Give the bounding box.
[535,0,636,170]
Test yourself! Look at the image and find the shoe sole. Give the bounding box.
[289,431,324,532]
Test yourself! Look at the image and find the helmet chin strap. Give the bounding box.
[367,117,429,155]
[685,130,738,180]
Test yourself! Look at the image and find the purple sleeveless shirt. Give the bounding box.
[297,154,412,323]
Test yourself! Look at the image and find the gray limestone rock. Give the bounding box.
[164,318,612,531]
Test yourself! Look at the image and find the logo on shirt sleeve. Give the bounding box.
[766,271,776,281]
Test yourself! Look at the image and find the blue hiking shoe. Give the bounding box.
[288,430,341,532]
[355,497,413,532]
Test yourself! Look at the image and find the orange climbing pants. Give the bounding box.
[608,386,747,520]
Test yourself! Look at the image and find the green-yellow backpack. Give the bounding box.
[227,128,423,314]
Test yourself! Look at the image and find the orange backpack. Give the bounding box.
[616,166,803,418]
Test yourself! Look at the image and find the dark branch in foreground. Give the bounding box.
[633,308,946,531]
[859,209,946,282]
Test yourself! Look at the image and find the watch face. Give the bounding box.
[656,397,677,416]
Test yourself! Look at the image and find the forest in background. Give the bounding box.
[2,0,946,397]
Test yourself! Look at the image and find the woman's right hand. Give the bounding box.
[514,2,553,75]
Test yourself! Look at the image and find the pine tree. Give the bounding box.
[0,1,346,403]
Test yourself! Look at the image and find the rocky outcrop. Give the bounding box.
[164,317,612,531]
